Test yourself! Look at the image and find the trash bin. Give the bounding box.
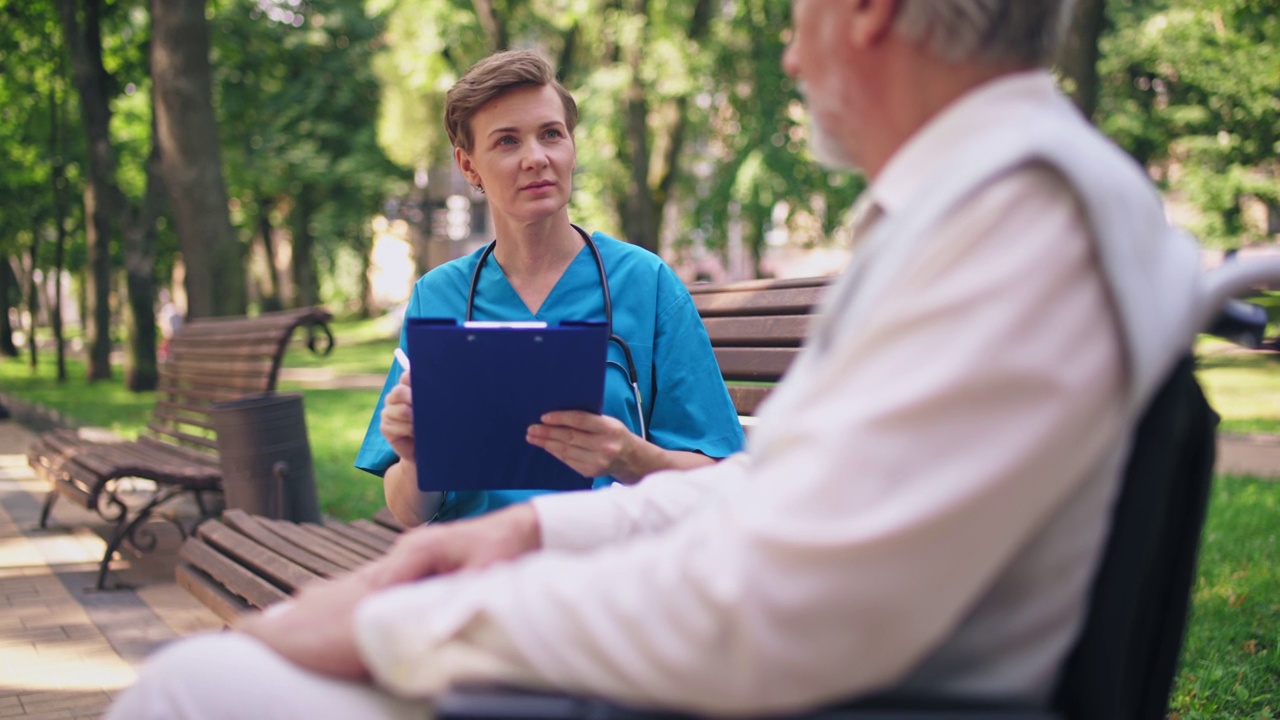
[211,393,321,523]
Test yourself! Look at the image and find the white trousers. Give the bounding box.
[106,632,431,720]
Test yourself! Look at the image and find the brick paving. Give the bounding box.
[0,420,222,719]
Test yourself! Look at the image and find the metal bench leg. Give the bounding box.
[94,485,190,591]
[38,490,58,529]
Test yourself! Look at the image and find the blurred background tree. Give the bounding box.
[1096,0,1279,248]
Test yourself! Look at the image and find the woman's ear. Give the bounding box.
[455,146,482,189]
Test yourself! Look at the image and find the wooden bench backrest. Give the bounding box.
[689,276,835,417]
[146,307,333,455]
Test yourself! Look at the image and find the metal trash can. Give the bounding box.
[211,393,321,522]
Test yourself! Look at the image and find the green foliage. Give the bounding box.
[367,0,866,269]
[1098,0,1280,248]
[0,1,79,266]
[210,0,403,311]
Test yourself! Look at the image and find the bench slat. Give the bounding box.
[348,518,404,547]
[218,510,348,580]
[703,315,812,347]
[726,385,774,417]
[258,519,371,571]
[297,522,388,562]
[323,520,397,554]
[196,519,329,592]
[693,285,827,317]
[174,563,253,625]
[180,535,293,611]
[714,347,800,382]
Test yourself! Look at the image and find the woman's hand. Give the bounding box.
[527,411,644,481]
[528,410,707,484]
[380,371,416,463]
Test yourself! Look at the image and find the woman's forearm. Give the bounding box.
[382,461,443,526]
[612,443,715,485]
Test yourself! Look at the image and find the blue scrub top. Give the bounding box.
[355,232,744,520]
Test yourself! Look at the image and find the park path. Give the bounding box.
[0,418,222,719]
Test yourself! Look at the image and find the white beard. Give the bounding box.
[808,112,859,172]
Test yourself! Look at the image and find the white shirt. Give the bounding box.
[353,72,1200,715]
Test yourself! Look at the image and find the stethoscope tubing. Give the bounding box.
[465,225,648,441]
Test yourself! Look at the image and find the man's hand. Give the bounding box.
[237,567,381,680]
[370,503,543,585]
[235,505,543,679]
[380,371,415,463]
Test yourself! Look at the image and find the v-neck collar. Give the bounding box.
[479,241,595,319]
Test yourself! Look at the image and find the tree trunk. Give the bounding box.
[256,197,283,311]
[610,0,708,253]
[50,51,69,382]
[57,0,119,381]
[122,111,166,391]
[151,0,245,318]
[619,79,657,252]
[82,184,114,377]
[1058,0,1107,121]
[291,192,319,308]
[0,261,16,358]
[26,237,41,369]
[354,224,373,319]
[617,0,656,252]
[471,0,508,50]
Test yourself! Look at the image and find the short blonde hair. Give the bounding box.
[444,49,579,153]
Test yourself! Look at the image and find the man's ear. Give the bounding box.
[848,0,898,48]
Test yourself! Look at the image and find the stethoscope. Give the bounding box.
[465,224,648,441]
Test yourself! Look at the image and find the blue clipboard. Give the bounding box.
[406,318,608,492]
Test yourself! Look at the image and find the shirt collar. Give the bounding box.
[866,70,1061,221]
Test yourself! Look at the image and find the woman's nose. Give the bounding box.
[521,143,550,169]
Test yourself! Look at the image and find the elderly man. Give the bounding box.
[108,0,1202,717]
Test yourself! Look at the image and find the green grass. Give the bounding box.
[1197,338,1280,435]
[283,386,389,520]
[1170,476,1280,719]
[283,315,403,375]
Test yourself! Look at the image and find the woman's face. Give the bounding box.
[456,84,577,226]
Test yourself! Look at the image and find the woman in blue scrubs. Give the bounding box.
[356,49,744,526]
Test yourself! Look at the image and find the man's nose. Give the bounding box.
[782,41,798,78]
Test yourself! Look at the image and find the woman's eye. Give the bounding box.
[544,128,564,139]
[497,136,517,146]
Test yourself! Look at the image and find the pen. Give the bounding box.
[393,347,411,372]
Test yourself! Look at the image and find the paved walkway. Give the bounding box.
[0,419,222,719]
[0,400,1278,718]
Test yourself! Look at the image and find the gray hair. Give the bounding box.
[893,0,1077,67]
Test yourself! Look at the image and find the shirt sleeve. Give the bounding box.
[353,361,404,477]
[532,453,751,552]
[353,167,1126,714]
[645,266,746,459]
[354,285,422,477]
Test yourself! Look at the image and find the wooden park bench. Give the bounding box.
[174,276,836,624]
[27,306,334,590]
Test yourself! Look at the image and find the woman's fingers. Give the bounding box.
[381,381,417,460]
[528,412,635,477]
